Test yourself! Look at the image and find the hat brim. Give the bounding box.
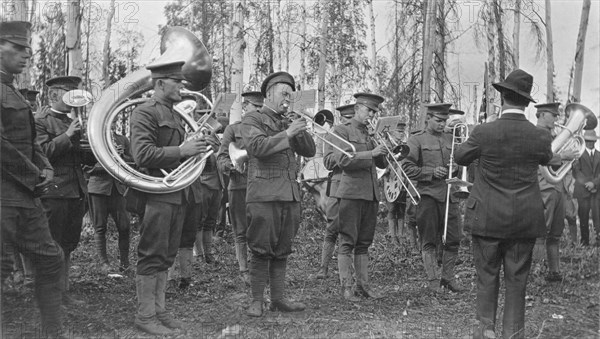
[492,83,537,103]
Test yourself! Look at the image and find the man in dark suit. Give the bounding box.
[573,130,600,246]
[241,72,316,316]
[130,61,208,334]
[328,93,388,300]
[454,69,554,339]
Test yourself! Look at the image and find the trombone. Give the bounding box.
[442,122,472,244]
[291,110,357,159]
[368,119,421,205]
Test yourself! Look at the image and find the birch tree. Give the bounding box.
[368,0,377,91]
[299,0,308,88]
[102,0,116,88]
[571,0,591,102]
[420,0,437,124]
[66,0,84,77]
[317,0,329,110]
[513,0,520,68]
[230,0,246,123]
[544,0,554,102]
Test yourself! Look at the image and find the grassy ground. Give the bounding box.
[2,193,599,338]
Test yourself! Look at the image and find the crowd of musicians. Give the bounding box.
[2,21,599,339]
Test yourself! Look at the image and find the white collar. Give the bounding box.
[50,108,70,115]
[501,108,525,115]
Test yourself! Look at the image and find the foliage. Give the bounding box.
[106,27,144,85]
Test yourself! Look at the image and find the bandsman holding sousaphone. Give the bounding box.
[35,75,89,306]
[217,91,263,286]
[130,61,209,335]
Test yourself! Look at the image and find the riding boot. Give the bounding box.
[422,250,441,292]
[118,229,130,270]
[440,250,464,292]
[337,253,359,301]
[156,271,185,329]
[62,252,85,306]
[178,248,193,288]
[94,232,109,265]
[135,274,172,335]
[315,240,335,279]
[247,254,269,317]
[545,241,562,282]
[354,254,384,299]
[388,218,398,241]
[269,258,305,312]
[235,242,250,286]
[202,229,215,264]
[36,274,63,337]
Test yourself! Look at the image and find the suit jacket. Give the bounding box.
[1,74,53,208]
[327,119,386,201]
[86,134,131,196]
[454,113,553,239]
[241,107,316,203]
[217,122,248,191]
[35,107,87,198]
[130,95,188,204]
[572,148,600,199]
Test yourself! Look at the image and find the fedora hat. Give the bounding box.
[583,130,598,141]
[492,69,536,103]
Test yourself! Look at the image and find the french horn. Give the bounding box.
[87,27,212,194]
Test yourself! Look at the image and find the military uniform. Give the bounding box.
[0,20,64,335]
[402,103,462,292]
[87,133,131,270]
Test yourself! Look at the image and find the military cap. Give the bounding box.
[242,91,264,107]
[449,108,465,115]
[25,90,39,102]
[583,130,598,141]
[0,21,32,48]
[354,93,384,112]
[336,104,355,118]
[146,60,185,80]
[45,76,82,91]
[535,102,560,117]
[261,71,295,97]
[492,69,536,103]
[425,103,452,119]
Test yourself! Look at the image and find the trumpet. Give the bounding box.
[443,122,472,244]
[292,110,357,159]
[368,119,420,205]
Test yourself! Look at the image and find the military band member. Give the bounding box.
[1,21,64,336]
[314,104,355,279]
[130,61,208,334]
[402,103,463,293]
[384,119,408,246]
[35,75,88,305]
[454,69,553,339]
[329,93,388,300]
[87,132,132,272]
[241,72,316,316]
[217,91,263,285]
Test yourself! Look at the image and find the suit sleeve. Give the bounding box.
[454,126,482,166]
[241,113,291,158]
[130,107,182,168]
[402,135,433,182]
[329,125,373,171]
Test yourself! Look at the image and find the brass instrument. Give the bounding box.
[368,119,420,205]
[443,122,472,244]
[540,103,598,184]
[229,142,248,173]
[63,89,95,164]
[293,110,357,159]
[87,26,212,194]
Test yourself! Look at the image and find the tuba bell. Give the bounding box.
[540,103,598,184]
[87,27,212,194]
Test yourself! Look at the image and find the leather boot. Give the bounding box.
[422,250,441,292]
[440,250,464,292]
[156,271,185,329]
[202,229,215,264]
[134,274,172,335]
[337,254,359,301]
[388,218,399,245]
[247,254,268,317]
[36,276,63,337]
[235,242,248,272]
[62,253,85,306]
[545,241,562,282]
[269,259,305,312]
[315,240,335,279]
[118,230,130,270]
[178,248,193,285]
[95,232,109,265]
[354,254,384,299]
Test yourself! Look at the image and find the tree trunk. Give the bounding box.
[230,0,246,123]
[368,0,377,91]
[572,0,591,103]
[545,0,554,102]
[220,1,229,93]
[433,0,445,102]
[420,0,437,125]
[102,0,116,88]
[275,0,282,71]
[299,0,308,89]
[66,0,84,77]
[266,1,275,74]
[486,0,497,118]
[493,0,505,81]
[285,0,291,72]
[513,0,520,68]
[317,0,329,110]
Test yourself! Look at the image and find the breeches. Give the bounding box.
[415,196,460,251]
[180,201,200,249]
[136,200,185,275]
[89,192,130,240]
[198,186,221,232]
[42,198,85,254]
[246,201,300,260]
[541,190,565,242]
[229,189,247,244]
[337,199,378,255]
[386,191,407,220]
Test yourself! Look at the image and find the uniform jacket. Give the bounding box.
[1,73,53,208]
[241,107,316,203]
[130,95,188,204]
[328,119,386,201]
[217,122,247,191]
[454,112,553,239]
[402,129,455,202]
[86,133,131,196]
[35,106,87,198]
[572,147,600,199]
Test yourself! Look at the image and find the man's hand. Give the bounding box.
[180,138,209,157]
[371,144,388,157]
[433,166,449,179]
[35,168,55,192]
[65,119,81,138]
[286,118,307,137]
[560,149,579,161]
[584,181,595,191]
